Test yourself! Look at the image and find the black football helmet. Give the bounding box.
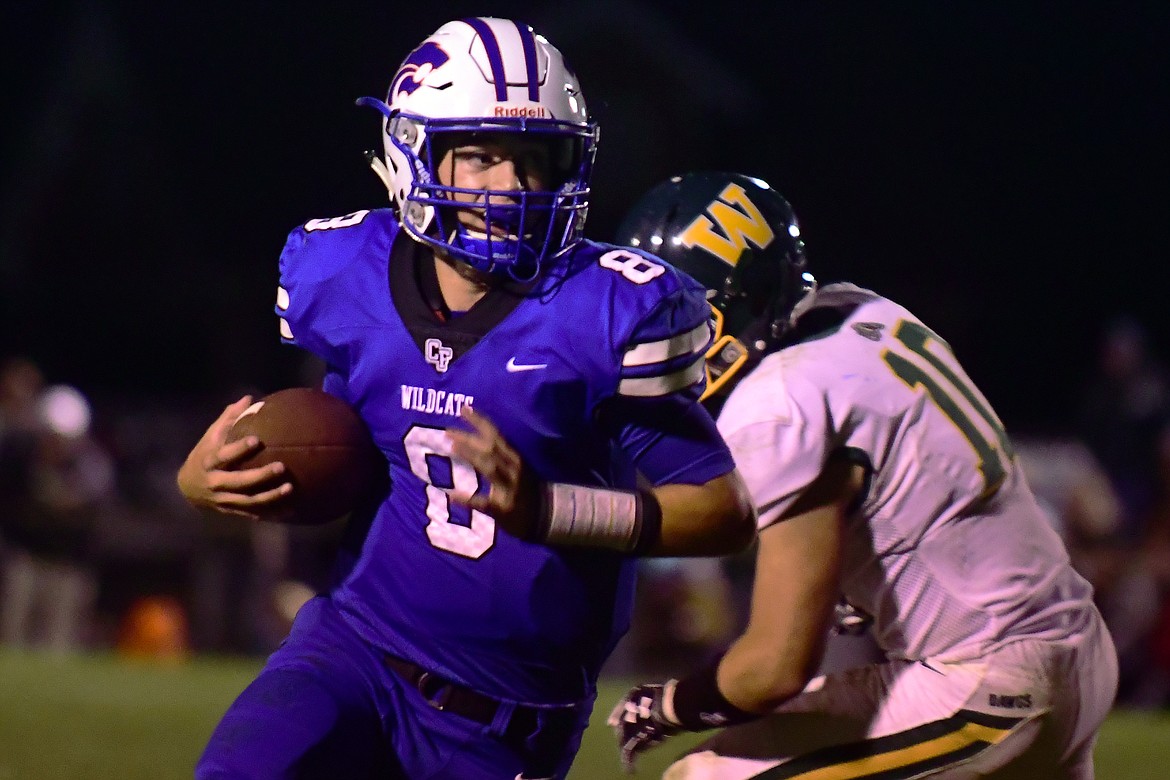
[616,172,815,400]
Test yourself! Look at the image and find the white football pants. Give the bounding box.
[663,612,1117,780]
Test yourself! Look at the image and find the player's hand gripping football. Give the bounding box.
[608,682,682,773]
[445,405,542,540]
[176,396,291,520]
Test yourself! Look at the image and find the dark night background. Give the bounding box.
[2,1,1168,434]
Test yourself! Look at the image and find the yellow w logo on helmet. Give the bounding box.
[678,183,775,266]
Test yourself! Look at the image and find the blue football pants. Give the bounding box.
[195,596,592,779]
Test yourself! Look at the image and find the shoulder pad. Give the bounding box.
[276,208,397,362]
[279,209,396,286]
[717,357,827,529]
[560,241,713,400]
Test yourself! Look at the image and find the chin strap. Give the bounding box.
[355,96,397,197]
[700,333,751,401]
[363,150,394,195]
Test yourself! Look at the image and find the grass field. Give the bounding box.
[1,649,1167,779]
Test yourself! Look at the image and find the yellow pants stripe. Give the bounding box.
[754,710,1025,779]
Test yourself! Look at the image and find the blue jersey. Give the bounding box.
[275,208,734,705]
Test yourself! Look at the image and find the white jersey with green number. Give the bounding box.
[716,283,1096,663]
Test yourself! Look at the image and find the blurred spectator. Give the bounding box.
[0,383,115,652]
[89,399,205,650]
[614,558,739,677]
[1015,433,1160,706]
[1,360,40,531]
[0,357,44,435]
[1014,435,1123,545]
[1080,535,1162,706]
[1069,317,1170,707]
[0,358,46,545]
[1077,317,1170,540]
[1,360,50,637]
[1135,424,1170,708]
[187,509,300,655]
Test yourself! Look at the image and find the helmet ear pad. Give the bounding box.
[715,246,793,338]
[355,98,431,231]
[735,243,813,346]
[385,115,435,236]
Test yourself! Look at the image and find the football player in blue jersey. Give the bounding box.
[177,18,754,780]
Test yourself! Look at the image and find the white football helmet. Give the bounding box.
[357,17,598,279]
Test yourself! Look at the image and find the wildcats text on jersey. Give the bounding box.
[400,385,475,417]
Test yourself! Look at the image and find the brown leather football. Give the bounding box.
[227,388,385,525]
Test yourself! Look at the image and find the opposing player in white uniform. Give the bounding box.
[609,172,1118,779]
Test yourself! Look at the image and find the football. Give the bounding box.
[227,387,385,525]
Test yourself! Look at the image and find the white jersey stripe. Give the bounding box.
[618,360,704,397]
[622,322,710,367]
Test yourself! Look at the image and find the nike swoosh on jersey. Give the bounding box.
[506,357,548,372]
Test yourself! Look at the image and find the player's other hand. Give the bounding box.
[445,405,541,540]
[608,682,681,774]
[176,395,291,520]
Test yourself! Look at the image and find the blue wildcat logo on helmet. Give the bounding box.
[389,42,450,101]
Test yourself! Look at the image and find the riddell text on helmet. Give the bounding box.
[493,105,550,118]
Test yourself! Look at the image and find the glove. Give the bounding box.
[607,681,681,773]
